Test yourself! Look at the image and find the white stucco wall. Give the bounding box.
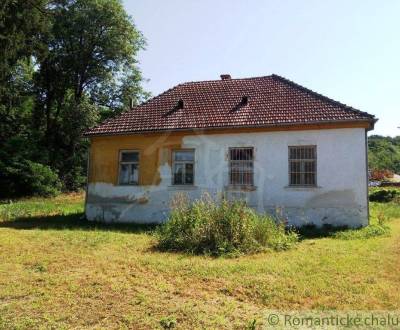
[86,127,369,228]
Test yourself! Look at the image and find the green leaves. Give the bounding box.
[368,135,400,173]
[0,0,148,195]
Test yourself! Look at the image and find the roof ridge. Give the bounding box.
[180,75,273,86]
[271,74,375,120]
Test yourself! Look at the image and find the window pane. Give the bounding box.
[289,147,316,160]
[243,172,253,185]
[173,163,184,184]
[129,164,139,184]
[231,172,240,185]
[304,161,315,172]
[185,163,193,184]
[304,173,315,185]
[121,151,139,162]
[119,164,129,184]
[229,148,254,185]
[290,161,300,173]
[174,150,194,161]
[290,173,297,185]
[230,148,253,161]
[289,146,316,186]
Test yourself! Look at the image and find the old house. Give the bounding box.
[84,74,376,227]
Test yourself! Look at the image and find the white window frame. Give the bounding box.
[118,150,140,185]
[172,149,195,185]
[288,145,317,187]
[228,147,254,186]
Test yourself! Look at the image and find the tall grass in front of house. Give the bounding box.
[333,189,400,240]
[156,193,298,256]
[297,206,393,240]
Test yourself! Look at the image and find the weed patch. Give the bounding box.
[156,194,298,256]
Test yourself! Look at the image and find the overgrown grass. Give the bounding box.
[0,192,83,222]
[1,192,400,328]
[156,194,298,256]
[297,205,393,240]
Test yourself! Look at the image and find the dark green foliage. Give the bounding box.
[0,159,61,198]
[369,189,398,203]
[368,135,400,173]
[156,194,298,256]
[0,0,148,196]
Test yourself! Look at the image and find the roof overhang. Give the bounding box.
[84,118,377,138]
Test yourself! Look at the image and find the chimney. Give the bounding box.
[220,74,231,80]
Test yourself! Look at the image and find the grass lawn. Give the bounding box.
[1,193,400,329]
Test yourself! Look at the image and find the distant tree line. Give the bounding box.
[368,135,400,175]
[0,0,149,198]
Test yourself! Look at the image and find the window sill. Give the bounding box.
[225,185,257,192]
[167,185,198,190]
[284,185,321,191]
[117,184,139,186]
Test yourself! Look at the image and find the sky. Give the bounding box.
[123,0,400,136]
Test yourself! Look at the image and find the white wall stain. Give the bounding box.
[86,128,368,227]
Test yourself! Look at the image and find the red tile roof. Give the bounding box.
[85,74,376,136]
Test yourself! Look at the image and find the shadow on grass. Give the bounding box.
[295,224,350,240]
[0,213,158,233]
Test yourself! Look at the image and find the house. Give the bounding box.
[84,74,377,227]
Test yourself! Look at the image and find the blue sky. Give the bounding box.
[123,0,399,136]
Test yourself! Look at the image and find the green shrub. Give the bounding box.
[156,194,298,256]
[0,159,62,198]
[369,189,398,203]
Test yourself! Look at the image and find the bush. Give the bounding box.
[369,189,398,203]
[0,159,62,198]
[156,194,298,256]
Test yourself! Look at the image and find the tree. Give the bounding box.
[0,0,148,196]
[32,0,148,189]
[368,135,400,174]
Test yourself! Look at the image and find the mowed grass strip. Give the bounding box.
[0,194,400,329]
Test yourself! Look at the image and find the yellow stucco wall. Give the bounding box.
[89,132,184,185]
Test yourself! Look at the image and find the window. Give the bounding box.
[288,146,317,186]
[118,151,139,185]
[229,147,254,186]
[172,150,194,185]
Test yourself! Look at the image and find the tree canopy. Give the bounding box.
[368,135,400,174]
[0,0,148,197]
